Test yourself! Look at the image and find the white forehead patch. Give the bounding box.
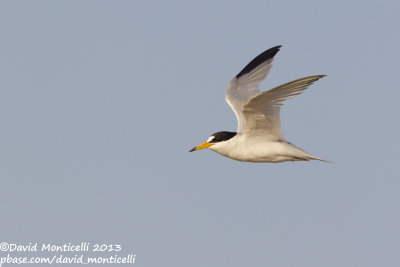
[206,136,214,143]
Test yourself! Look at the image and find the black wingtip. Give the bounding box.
[236,45,282,78]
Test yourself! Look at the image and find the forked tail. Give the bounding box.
[304,154,332,163]
[292,145,332,163]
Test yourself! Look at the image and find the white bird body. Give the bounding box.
[210,134,325,163]
[190,46,329,163]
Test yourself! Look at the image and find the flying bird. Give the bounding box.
[189,46,329,163]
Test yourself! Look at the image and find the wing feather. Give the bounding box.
[242,75,325,139]
[226,46,281,133]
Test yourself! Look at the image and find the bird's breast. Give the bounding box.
[210,136,292,162]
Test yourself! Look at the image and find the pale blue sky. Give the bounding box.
[0,1,399,266]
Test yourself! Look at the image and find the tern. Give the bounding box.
[189,46,329,163]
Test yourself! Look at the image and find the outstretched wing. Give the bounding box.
[242,75,325,139]
[226,46,281,133]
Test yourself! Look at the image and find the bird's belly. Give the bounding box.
[218,140,297,163]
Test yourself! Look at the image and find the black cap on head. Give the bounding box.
[208,131,237,143]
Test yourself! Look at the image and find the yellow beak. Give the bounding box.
[189,142,213,152]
